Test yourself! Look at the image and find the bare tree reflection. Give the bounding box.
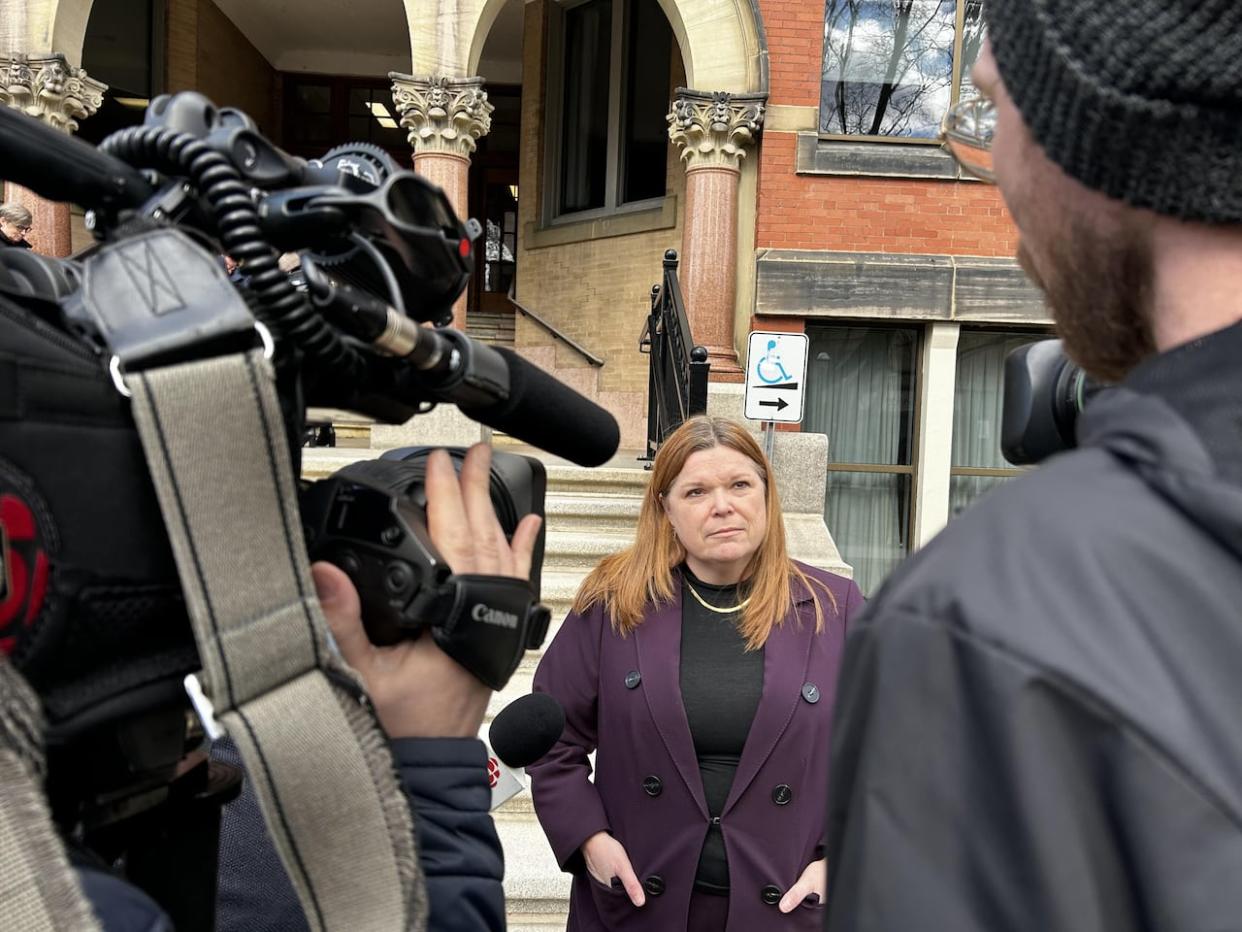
[821,0,966,137]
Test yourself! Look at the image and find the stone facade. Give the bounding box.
[391,74,493,160]
[0,52,105,133]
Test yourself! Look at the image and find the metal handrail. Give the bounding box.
[505,285,604,368]
[639,249,709,464]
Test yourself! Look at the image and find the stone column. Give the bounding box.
[0,53,105,257]
[668,89,765,379]
[390,74,493,329]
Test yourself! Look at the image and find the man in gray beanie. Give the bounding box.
[823,2,1242,929]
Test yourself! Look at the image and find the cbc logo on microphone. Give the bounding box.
[487,757,501,789]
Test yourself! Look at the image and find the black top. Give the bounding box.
[678,565,764,894]
[0,230,32,249]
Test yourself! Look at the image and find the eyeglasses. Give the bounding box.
[939,94,997,183]
[16,225,32,234]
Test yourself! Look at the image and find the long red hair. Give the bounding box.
[572,416,833,649]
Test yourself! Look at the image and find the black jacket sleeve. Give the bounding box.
[824,607,1242,932]
[391,736,505,932]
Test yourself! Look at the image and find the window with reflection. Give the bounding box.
[820,0,986,139]
[804,325,920,595]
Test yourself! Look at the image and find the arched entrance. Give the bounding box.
[404,0,768,95]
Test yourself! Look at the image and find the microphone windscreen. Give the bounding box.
[488,692,566,768]
[0,106,152,212]
[462,346,621,467]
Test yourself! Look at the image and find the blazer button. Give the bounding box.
[624,670,642,689]
[642,775,663,797]
[761,884,783,906]
[801,682,820,704]
[772,783,793,806]
[644,875,665,897]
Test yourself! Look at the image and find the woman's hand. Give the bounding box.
[778,857,826,913]
[581,831,646,907]
[315,444,542,739]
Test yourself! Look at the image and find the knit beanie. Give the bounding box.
[985,0,1242,224]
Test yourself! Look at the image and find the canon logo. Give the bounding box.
[472,603,519,629]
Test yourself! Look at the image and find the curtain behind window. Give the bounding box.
[805,327,917,594]
[950,330,1038,515]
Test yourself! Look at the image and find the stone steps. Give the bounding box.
[467,308,517,347]
[496,818,571,920]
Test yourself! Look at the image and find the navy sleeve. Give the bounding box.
[76,865,174,932]
[391,736,505,932]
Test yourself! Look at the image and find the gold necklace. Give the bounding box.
[684,579,751,614]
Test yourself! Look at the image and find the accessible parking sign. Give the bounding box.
[743,331,809,424]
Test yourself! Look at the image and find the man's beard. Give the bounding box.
[1018,217,1157,383]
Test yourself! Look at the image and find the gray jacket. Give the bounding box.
[825,322,1242,931]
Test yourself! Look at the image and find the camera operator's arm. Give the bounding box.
[314,444,540,932]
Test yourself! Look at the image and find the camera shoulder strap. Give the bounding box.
[0,657,102,931]
[126,349,426,932]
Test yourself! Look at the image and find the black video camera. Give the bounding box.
[1001,339,1107,465]
[0,91,617,928]
[301,448,551,690]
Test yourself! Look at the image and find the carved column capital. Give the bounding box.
[0,53,106,133]
[389,73,493,160]
[668,88,766,172]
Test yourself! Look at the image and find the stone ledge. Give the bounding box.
[756,249,1051,324]
[525,196,677,249]
[795,133,983,181]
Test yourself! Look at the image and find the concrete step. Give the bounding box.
[544,494,643,531]
[543,464,650,498]
[542,535,635,569]
[497,816,571,910]
[302,449,651,496]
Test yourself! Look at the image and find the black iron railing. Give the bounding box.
[638,249,709,465]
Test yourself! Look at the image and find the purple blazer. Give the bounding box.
[528,562,864,931]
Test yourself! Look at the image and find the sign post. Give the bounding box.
[744,332,809,458]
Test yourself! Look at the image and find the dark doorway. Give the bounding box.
[467,84,521,343]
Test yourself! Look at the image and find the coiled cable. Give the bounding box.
[99,125,363,382]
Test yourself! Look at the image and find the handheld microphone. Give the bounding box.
[488,692,566,769]
[0,106,153,212]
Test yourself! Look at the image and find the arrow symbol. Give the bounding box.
[759,398,789,412]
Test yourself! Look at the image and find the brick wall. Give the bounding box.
[756,0,1019,260]
[165,0,277,135]
[764,0,826,107]
[757,135,1018,257]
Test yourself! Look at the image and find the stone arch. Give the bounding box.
[405,0,767,95]
[2,0,96,65]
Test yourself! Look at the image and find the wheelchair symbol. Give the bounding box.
[755,339,792,384]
